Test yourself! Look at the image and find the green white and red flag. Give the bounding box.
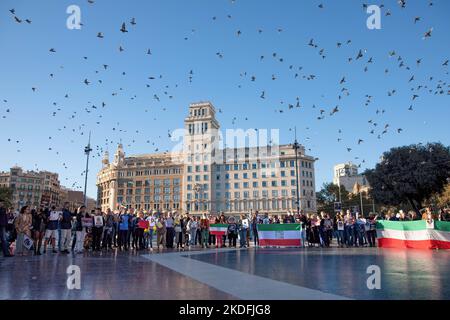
[210,224,228,236]
[257,224,302,246]
[376,220,450,249]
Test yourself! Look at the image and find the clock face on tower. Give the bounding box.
[193,183,202,193]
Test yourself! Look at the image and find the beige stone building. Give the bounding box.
[96,101,317,215]
[59,187,97,212]
[96,148,183,212]
[0,167,62,210]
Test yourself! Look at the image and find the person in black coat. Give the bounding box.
[31,208,46,255]
[0,200,13,257]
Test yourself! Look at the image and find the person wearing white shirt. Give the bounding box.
[146,214,155,249]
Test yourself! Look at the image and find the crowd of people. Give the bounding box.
[1,198,449,258]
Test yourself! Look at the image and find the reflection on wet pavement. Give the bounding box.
[187,248,450,300]
[1,247,448,300]
[0,250,235,300]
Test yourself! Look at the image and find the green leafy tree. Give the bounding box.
[0,187,13,208]
[365,143,450,213]
[316,183,349,213]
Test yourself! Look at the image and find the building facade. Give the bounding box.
[0,167,62,210]
[333,162,369,194]
[59,187,97,212]
[97,101,317,215]
[96,147,183,212]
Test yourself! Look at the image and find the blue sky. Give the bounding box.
[0,0,449,198]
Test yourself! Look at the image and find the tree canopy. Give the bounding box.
[0,187,13,208]
[365,143,450,212]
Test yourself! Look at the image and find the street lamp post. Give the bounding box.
[194,183,202,214]
[292,128,301,216]
[83,131,92,206]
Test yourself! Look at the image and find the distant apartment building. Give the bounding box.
[333,162,369,194]
[0,167,62,210]
[59,187,97,212]
[97,101,317,215]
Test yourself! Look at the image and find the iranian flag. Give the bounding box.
[377,220,450,250]
[210,224,228,236]
[258,224,302,247]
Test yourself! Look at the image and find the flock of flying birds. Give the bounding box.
[1,0,449,191]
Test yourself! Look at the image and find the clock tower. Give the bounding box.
[182,102,220,214]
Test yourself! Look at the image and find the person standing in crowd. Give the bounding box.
[322,214,333,247]
[59,202,74,254]
[44,206,59,254]
[156,215,166,250]
[136,211,147,250]
[318,212,326,247]
[220,213,227,247]
[129,210,137,249]
[213,215,224,248]
[208,214,216,247]
[310,214,320,247]
[165,212,175,248]
[118,209,130,251]
[113,210,120,247]
[102,208,114,250]
[196,217,202,246]
[442,208,450,221]
[31,208,46,255]
[74,206,88,254]
[227,216,238,248]
[6,207,16,247]
[146,212,155,249]
[175,214,186,249]
[245,214,251,247]
[200,214,210,248]
[299,213,307,248]
[239,214,248,248]
[92,208,104,251]
[356,213,367,247]
[0,199,13,257]
[14,206,32,256]
[305,214,312,247]
[184,215,190,247]
[71,207,78,252]
[335,213,345,248]
[344,210,354,247]
[188,216,198,246]
[367,213,377,247]
[126,208,135,249]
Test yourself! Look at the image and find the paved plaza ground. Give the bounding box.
[0,247,449,300]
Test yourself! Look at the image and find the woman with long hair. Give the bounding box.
[14,206,32,256]
[31,208,46,255]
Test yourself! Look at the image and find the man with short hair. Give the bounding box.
[60,202,74,254]
[44,206,59,253]
[92,208,104,251]
[0,200,13,257]
[165,212,175,248]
